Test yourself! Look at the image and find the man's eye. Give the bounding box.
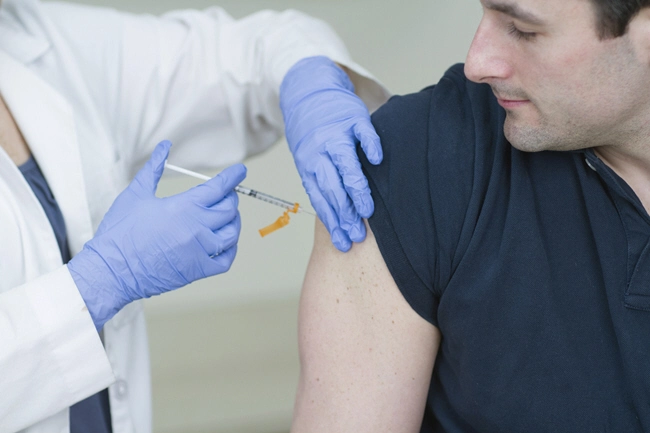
[507,23,537,41]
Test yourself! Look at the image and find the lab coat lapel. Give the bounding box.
[0,3,49,65]
[0,50,94,254]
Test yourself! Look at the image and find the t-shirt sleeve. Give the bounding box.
[360,63,503,327]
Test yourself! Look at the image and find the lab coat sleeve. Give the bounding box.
[0,265,114,433]
[40,2,390,175]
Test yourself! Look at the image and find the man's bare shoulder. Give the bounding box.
[291,220,440,433]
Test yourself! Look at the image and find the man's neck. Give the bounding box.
[595,146,650,215]
[0,95,31,166]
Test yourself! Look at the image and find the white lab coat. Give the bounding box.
[0,1,389,432]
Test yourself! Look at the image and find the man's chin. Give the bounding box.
[508,140,547,153]
[505,126,585,153]
[503,121,550,153]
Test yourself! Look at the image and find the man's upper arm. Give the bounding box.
[292,220,440,433]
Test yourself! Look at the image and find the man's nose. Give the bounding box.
[465,18,512,84]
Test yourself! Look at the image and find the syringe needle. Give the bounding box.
[164,163,315,216]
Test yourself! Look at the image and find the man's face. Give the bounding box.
[465,0,650,153]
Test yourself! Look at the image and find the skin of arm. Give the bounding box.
[336,63,361,91]
[292,220,441,433]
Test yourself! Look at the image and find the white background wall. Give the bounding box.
[57,0,483,431]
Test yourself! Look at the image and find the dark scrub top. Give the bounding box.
[19,156,112,433]
[360,64,650,432]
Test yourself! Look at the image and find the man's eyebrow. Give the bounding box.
[482,0,546,25]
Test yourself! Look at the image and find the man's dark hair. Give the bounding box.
[591,0,650,38]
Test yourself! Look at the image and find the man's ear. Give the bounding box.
[628,8,650,66]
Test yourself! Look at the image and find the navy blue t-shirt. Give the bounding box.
[361,64,650,432]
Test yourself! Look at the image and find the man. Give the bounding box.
[0,0,389,432]
[292,0,650,431]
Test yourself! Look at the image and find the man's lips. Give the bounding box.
[496,97,530,109]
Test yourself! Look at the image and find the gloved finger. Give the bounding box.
[131,140,172,196]
[354,122,383,165]
[195,191,239,231]
[316,150,366,243]
[326,141,374,219]
[304,171,353,252]
[203,245,239,276]
[186,164,247,207]
[193,226,224,258]
[213,215,241,254]
[317,180,365,244]
[193,213,239,259]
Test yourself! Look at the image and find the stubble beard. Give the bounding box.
[503,109,597,153]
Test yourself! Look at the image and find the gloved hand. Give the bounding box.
[280,56,382,252]
[68,140,246,330]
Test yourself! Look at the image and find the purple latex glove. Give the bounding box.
[68,140,246,330]
[281,56,382,252]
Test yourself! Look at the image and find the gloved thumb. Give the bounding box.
[188,163,247,207]
[131,140,172,196]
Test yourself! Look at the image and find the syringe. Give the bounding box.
[164,163,315,216]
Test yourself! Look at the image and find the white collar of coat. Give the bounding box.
[0,0,50,64]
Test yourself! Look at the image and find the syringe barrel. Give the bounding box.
[237,185,295,211]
